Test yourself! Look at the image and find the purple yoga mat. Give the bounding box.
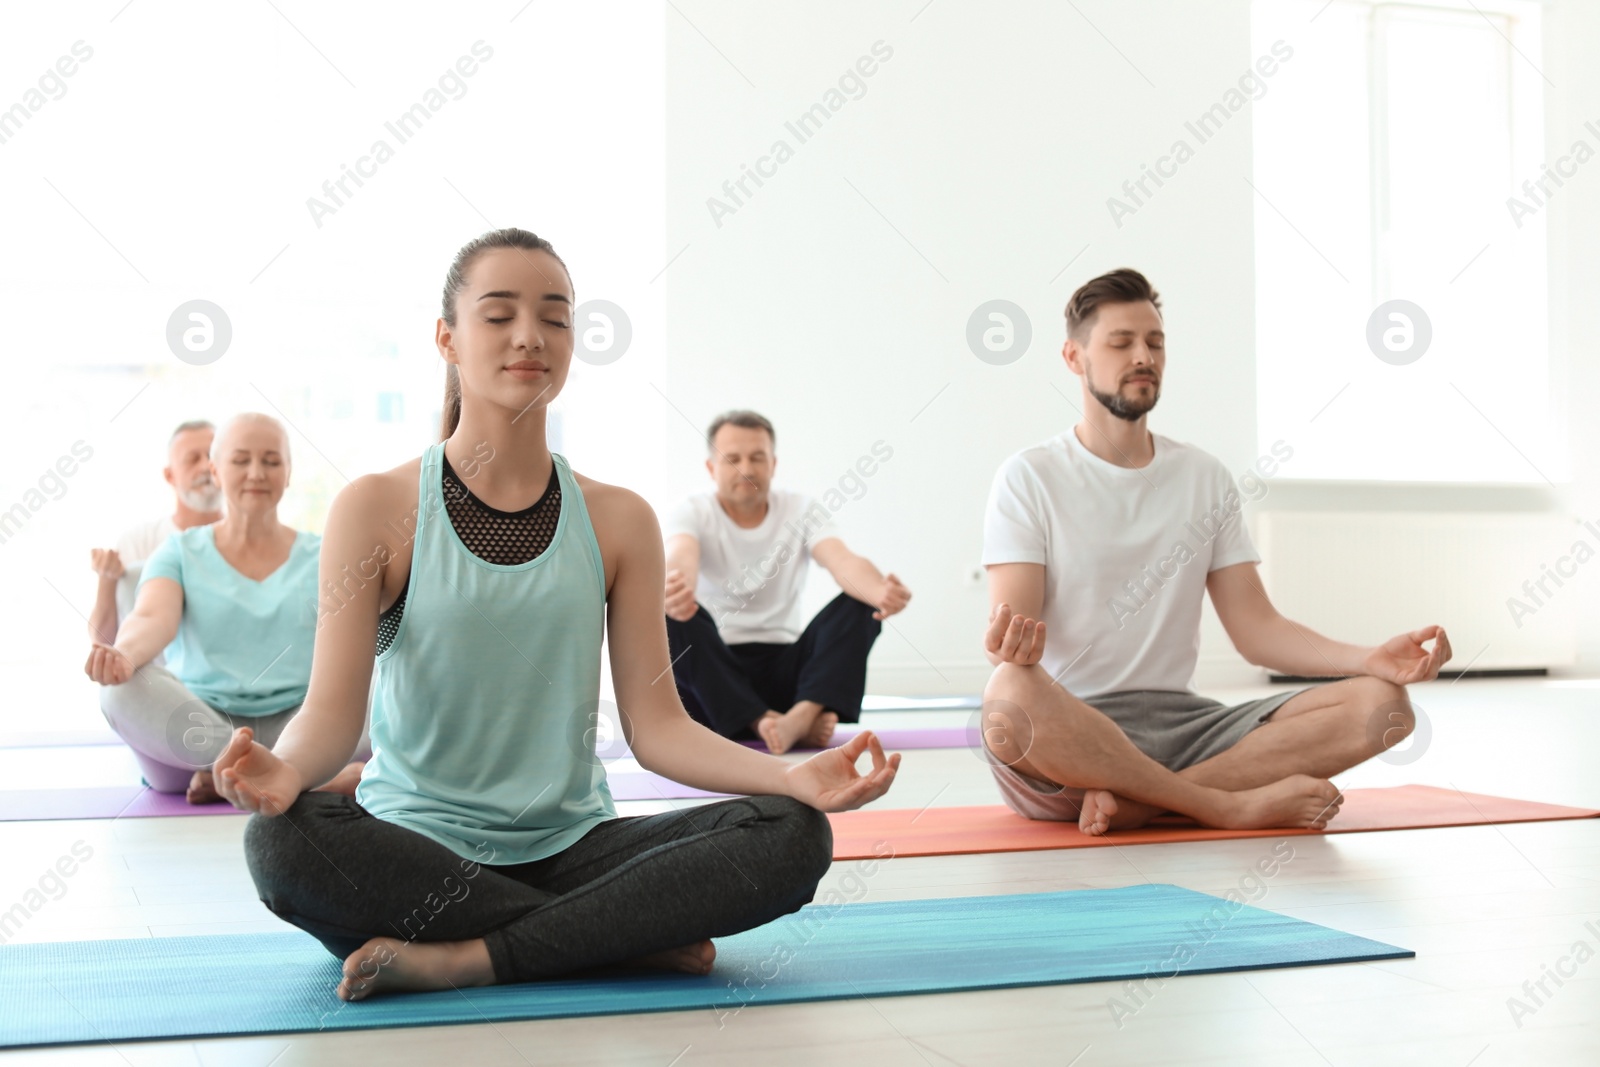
[0,786,247,821]
[0,769,734,821]
[0,724,978,821]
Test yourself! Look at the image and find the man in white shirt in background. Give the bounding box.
[664,410,911,754]
[980,268,1452,835]
[87,420,223,657]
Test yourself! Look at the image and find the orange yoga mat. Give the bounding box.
[827,785,1600,860]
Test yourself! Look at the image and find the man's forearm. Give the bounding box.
[665,543,699,594]
[1250,615,1369,677]
[668,563,698,596]
[88,581,119,645]
[833,554,883,605]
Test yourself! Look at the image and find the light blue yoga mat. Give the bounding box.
[0,883,1411,1048]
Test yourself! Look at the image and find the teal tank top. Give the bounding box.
[354,443,616,865]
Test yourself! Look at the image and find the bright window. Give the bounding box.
[1252,0,1560,483]
[0,3,664,691]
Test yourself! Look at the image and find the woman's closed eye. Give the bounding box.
[483,317,571,328]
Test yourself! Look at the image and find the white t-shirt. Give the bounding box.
[114,516,179,622]
[663,488,842,644]
[981,429,1259,697]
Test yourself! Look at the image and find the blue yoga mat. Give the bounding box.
[0,883,1411,1048]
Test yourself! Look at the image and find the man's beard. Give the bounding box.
[180,480,222,511]
[1087,366,1160,422]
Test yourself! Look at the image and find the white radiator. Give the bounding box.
[1252,511,1581,672]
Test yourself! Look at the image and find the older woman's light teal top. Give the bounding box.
[137,525,321,715]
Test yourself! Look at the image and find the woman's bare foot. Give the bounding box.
[625,939,716,975]
[313,761,365,796]
[1218,775,1343,830]
[338,936,495,1001]
[186,769,221,805]
[802,711,839,749]
[756,703,823,755]
[1077,789,1168,836]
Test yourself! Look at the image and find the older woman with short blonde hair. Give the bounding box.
[87,412,364,803]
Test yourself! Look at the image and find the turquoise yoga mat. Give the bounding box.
[0,883,1411,1048]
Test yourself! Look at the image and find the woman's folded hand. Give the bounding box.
[214,726,305,815]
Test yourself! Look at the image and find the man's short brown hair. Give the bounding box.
[706,409,775,456]
[1065,268,1162,342]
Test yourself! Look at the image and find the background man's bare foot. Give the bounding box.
[802,711,839,748]
[1077,788,1167,836]
[313,761,365,796]
[625,939,716,975]
[338,936,494,1001]
[1221,775,1343,830]
[757,704,823,755]
[186,769,221,805]
[756,711,783,752]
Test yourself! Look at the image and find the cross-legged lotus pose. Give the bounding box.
[86,413,365,804]
[214,228,900,1002]
[663,410,911,755]
[979,268,1451,836]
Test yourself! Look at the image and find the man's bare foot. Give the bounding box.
[756,711,783,752]
[802,711,839,749]
[1218,775,1343,830]
[625,939,716,975]
[338,936,495,1001]
[186,769,221,805]
[756,704,823,755]
[313,761,365,796]
[1077,788,1168,836]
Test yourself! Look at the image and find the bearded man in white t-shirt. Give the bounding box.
[664,410,911,754]
[87,420,223,655]
[980,268,1453,836]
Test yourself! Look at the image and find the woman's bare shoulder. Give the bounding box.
[570,468,651,523]
[368,455,424,495]
[325,457,425,608]
[569,468,658,595]
[329,457,423,540]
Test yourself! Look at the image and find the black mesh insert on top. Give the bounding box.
[374,452,561,656]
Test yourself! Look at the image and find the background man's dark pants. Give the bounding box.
[665,592,882,738]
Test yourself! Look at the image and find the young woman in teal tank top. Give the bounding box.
[214,228,902,999]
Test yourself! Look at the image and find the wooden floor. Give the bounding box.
[1,677,1596,1065]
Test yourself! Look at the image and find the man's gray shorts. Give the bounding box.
[984,687,1309,822]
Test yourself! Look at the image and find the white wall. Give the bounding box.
[1543,0,1600,672]
[1259,0,1600,680]
[664,0,1599,695]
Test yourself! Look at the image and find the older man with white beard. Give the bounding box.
[87,420,224,657]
